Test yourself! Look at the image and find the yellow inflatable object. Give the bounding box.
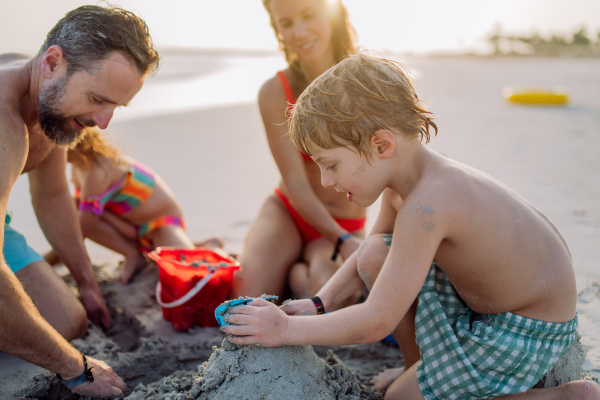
[502,87,569,105]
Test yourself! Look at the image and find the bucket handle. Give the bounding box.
[156,265,220,309]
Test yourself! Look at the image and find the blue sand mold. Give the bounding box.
[215,295,278,326]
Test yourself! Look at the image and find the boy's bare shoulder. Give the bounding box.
[396,160,477,232]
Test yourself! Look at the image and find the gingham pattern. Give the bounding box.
[416,264,577,399]
[381,234,578,400]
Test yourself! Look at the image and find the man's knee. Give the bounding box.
[16,260,88,341]
[357,235,389,285]
[67,301,88,340]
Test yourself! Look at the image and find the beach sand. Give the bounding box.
[2,54,599,398]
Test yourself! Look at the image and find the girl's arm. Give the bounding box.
[259,77,355,249]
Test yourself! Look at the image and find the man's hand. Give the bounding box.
[280,299,317,316]
[79,285,111,329]
[340,236,361,261]
[222,299,289,347]
[70,357,126,399]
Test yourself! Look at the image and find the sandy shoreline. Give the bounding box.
[2,55,600,397]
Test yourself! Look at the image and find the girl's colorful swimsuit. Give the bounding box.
[75,161,185,251]
[275,72,366,243]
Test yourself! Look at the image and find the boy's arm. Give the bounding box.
[28,147,111,328]
[225,197,443,346]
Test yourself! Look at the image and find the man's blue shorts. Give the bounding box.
[3,213,43,273]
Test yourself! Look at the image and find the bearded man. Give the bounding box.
[0,5,159,398]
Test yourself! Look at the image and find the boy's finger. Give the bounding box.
[223,324,254,336]
[226,314,252,325]
[228,305,254,315]
[249,298,271,307]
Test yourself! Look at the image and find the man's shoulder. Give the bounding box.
[0,53,32,64]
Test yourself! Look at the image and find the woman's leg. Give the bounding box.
[296,237,341,297]
[291,231,363,307]
[231,194,303,301]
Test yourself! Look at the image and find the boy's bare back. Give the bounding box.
[390,149,576,323]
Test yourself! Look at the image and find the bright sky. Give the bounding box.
[1,0,599,54]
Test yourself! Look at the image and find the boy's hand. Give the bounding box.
[281,299,317,316]
[340,236,361,261]
[222,298,289,347]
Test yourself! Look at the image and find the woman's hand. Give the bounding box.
[340,235,362,261]
[222,299,290,347]
[280,299,317,316]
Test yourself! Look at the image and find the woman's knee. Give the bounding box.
[356,234,389,283]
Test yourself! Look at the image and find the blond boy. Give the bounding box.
[222,54,599,400]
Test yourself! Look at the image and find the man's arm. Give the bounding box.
[28,146,111,328]
[0,119,123,397]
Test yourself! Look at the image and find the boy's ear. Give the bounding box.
[371,129,395,160]
[40,45,66,79]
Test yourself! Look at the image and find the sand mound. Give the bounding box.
[127,338,381,400]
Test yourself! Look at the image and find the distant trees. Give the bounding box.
[489,28,600,57]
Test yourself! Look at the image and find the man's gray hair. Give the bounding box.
[39,5,159,76]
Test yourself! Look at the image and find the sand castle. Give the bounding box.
[127,338,381,399]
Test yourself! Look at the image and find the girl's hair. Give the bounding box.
[70,127,121,163]
[262,0,358,91]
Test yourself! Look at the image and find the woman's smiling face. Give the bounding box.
[269,0,334,64]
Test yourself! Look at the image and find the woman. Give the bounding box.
[231,0,366,302]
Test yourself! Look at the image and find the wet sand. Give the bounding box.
[2,54,600,397]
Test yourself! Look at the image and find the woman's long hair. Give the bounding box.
[262,0,358,92]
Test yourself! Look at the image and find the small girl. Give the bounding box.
[45,128,222,283]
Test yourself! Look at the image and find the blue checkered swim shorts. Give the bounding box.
[382,234,578,400]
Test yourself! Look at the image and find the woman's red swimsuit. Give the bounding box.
[274,72,366,243]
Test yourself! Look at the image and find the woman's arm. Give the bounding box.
[258,77,351,246]
[282,190,401,314]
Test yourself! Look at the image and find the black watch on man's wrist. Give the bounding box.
[57,354,94,388]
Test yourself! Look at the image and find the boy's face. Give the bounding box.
[311,145,384,207]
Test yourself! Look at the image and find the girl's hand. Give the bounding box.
[280,299,317,316]
[340,236,362,261]
[222,298,289,347]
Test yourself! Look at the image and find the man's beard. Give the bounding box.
[38,75,93,146]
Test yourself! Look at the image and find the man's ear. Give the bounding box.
[371,129,395,159]
[40,45,66,79]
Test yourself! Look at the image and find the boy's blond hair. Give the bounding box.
[289,53,437,159]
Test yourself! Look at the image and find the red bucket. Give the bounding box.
[148,247,241,331]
